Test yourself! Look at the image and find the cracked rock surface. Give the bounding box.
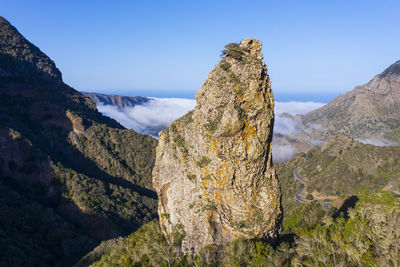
[152,39,282,252]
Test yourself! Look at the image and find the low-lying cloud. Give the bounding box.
[275,101,325,116]
[271,144,296,163]
[97,98,196,137]
[357,137,397,147]
[96,97,325,161]
[274,101,325,136]
[274,117,301,135]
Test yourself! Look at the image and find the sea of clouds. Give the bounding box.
[97,98,196,136]
[96,98,326,161]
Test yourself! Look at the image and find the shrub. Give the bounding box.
[187,174,196,181]
[205,112,223,133]
[172,224,186,247]
[221,43,245,60]
[197,156,211,168]
[220,60,231,71]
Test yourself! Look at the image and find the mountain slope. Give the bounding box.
[88,137,400,266]
[302,60,400,143]
[0,16,157,265]
[0,17,62,80]
[300,134,400,197]
[276,134,400,218]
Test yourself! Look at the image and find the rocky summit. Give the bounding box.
[0,16,62,80]
[152,39,282,252]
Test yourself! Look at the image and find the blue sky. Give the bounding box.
[2,0,399,101]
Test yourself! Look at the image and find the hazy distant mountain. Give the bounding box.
[82,92,150,109]
[301,60,400,144]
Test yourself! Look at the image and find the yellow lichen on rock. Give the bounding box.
[152,39,282,252]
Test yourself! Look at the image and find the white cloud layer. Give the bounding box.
[130,97,196,127]
[274,101,325,136]
[275,101,325,115]
[96,98,325,161]
[97,98,196,137]
[271,144,296,163]
[357,137,396,147]
[274,117,301,135]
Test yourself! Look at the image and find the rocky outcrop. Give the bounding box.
[152,39,282,251]
[0,16,62,80]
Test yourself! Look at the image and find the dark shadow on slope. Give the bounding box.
[272,233,296,248]
[333,195,359,219]
[0,78,157,198]
[0,76,158,258]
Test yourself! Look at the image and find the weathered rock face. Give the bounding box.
[152,39,282,251]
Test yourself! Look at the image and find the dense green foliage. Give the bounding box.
[0,69,157,265]
[299,135,400,197]
[89,220,178,266]
[0,179,96,267]
[88,134,400,266]
[292,191,400,266]
[89,220,293,267]
[90,191,400,266]
[73,124,156,189]
[54,164,156,233]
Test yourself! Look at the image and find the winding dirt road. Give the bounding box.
[293,166,331,210]
[293,168,308,203]
[295,188,308,204]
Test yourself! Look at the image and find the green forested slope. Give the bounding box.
[299,134,400,197]
[87,133,400,266]
[88,191,400,266]
[0,17,158,266]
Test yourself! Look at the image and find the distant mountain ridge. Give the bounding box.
[82,92,150,109]
[301,60,400,143]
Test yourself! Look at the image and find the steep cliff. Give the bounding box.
[152,39,282,251]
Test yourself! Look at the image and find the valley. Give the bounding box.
[0,12,399,267]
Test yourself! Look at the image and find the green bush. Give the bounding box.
[220,60,231,71]
[197,156,211,168]
[205,112,223,133]
[221,43,245,60]
[91,220,178,267]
